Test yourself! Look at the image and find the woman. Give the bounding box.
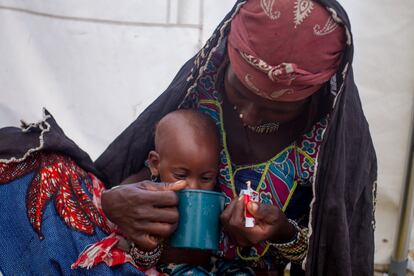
[0,0,376,275]
[96,0,377,275]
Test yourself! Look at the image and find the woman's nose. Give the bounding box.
[239,103,261,126]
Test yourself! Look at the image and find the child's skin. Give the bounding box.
[147,109,220,191]
[118,109,220,264]
[122,109,220,190]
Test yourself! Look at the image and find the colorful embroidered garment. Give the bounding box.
[199,100,326,263]
[174,25,327,269]
[0,151,144,275]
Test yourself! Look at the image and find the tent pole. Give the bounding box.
[389,109,414,276]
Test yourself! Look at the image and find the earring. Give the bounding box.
[151,174,159,182]
[233,105,243,119]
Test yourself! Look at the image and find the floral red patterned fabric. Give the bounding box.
[0,153,110,238]
[228,0,345,101]
[0,153,158,273]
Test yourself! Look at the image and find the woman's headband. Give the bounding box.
[228,0,346,102]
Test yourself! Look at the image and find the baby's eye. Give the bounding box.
[173,173,187,180]
[201,176,214,182]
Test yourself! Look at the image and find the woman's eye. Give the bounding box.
[235,89,247,100]
[229,87,246,101]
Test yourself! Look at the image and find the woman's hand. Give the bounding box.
[101,180,187,251]
[220,196,296,247]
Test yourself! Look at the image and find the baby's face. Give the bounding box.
[156,138,219,191]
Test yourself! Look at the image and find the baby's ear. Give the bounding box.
[147,150,160,177]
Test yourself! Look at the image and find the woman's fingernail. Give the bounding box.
[174,180,187,187]
[109,185,121,191]
[248,202,259,213]
[166,180,187,191]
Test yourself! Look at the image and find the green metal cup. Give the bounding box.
[169,189,225,251]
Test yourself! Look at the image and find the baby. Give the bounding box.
[147,108,220,191]
[122,108,220,191]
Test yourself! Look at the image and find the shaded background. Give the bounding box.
[1,0,413,272]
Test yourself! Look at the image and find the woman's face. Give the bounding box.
[224,65,310,127]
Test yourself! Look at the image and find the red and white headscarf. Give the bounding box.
[228,0,345,102]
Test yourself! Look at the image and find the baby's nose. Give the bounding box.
[187,178,201,190]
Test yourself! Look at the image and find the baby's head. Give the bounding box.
[148,109,220,190]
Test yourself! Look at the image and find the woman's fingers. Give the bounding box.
[129,232,161,251]
[126,204,179,224]
[220,197,238,222]
[139,180,187,192]
[246,202,297,243]
[163,180,188,191]
[135,181,181,207]
[148,190,179,207]
[229,195,245,227]
[142,207,179,224]
[133,221,178,238]
[247,201,280,224]
[220,196,253,247]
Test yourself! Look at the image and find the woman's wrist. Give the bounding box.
[269,216,297,244]
[269,219,309,263]
[129,242,163,268]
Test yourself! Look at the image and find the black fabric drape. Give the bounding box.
[306,67,377,276]
[0,109,98,176]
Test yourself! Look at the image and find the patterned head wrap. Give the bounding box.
[228,0,345,102]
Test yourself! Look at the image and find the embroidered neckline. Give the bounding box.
[200,99,322,169]
[199,99,327,261]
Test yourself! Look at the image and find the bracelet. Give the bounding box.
[269,219,308,263]
[129,243,163,268]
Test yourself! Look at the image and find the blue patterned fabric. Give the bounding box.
[0,171,143,275]
[158,258,255,276]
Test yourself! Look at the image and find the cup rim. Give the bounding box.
[177,189,225,197]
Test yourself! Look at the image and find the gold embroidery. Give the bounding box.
[260,0,281,20]
[244,74,261,93]
[270,89,293,99]
[240,51,274,75]
[314,17,339,36]
[294,0,314,28]
[327,7,351,45]
[240,51,297,84]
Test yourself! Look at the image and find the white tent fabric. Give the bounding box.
[1,0,413,271]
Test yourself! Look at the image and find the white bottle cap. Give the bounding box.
[245,217,255,227]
